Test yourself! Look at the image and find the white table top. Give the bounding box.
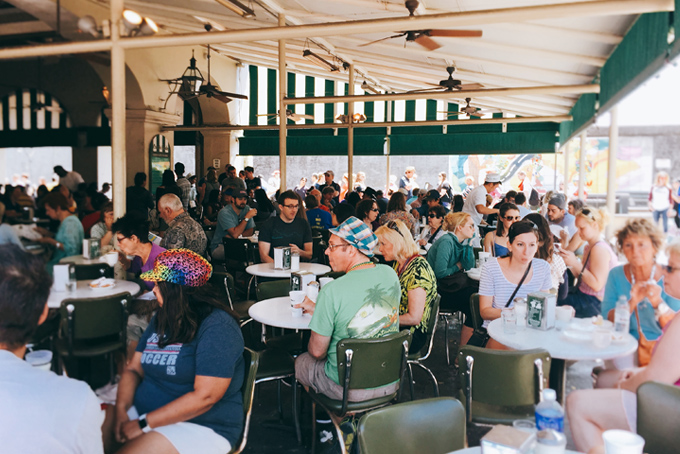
[246,262,331,278]
[248,296,312,330]
[449,448,581,454]
[47,280,142,308]
[465,268,481,281]
[487,318,638,361]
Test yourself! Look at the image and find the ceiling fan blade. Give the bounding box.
[256,113,278,117]
[43,105,63,113]
[215,90,248,100]
[209,93,232,104]
[428,29,483,38]
[298,114,314,120]
[406,87,443,94]
[414,34,441,51]
[287,114,302,121]
[459,83,485,90]
[359,33,406,47]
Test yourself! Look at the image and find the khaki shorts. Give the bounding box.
[295,352,398,401]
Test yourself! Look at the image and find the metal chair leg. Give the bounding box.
[292,379,301,444]
[407,362,415,400]
[412,361,440,397]
[443,314,451,365]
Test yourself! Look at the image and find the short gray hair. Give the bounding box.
[158,194,183,211]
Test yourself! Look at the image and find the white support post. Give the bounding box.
[578,132,586,200]
[606,106,619,238]
[278,14,287,191]
[111,0,126,218]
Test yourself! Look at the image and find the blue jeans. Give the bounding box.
[653,209,668,233]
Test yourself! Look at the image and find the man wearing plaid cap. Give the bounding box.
[295,217,401,402]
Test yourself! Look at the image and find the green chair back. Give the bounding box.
[320,271,345,280]
[255,279,290,301]
[410,294,440,360]
[357,397,466,454]
[222,237,254,270]
[74,263,114,280]
[473,247,483,261]
[458,345,550,424]
[60,292,131,341]
[469,293,483,331]
[229,347,259,454]
[337,330,411,392]
[637,381,680,454]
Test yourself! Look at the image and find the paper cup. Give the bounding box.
[593,328,613,349]
[602,430,645,454]
[319,277,334,288]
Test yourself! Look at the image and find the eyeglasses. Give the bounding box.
[371,208,380,212]
[663,265,680,273]
[327,243,349,251]
[428,213,441,218]
[504,216,521,221]
[283,204,299,209]
[387,220,404,237]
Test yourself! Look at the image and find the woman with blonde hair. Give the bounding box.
[375,220,437,353]
[649,171,673,233]
[558,207,618,317]
[427,211,477,343]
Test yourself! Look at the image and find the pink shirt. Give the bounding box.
[579,241,617,299]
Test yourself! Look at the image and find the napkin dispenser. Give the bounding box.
[52,264,71,292]
[83,239,101,259]
[290,271,315,292]
[481,425,535,454]
[274,246,292,270]
[526,291,556,330]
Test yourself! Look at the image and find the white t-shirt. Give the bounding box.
[650,186,671,211]
[60,171,85,193]
[462,185,489,225]
[478,257,553,327]
[0,350,105,454]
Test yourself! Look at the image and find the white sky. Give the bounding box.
[596,56,680,127]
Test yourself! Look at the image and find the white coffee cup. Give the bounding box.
[593,328,613,349]
[103,251,119,268]
[319,277,334,288]
[25,350,53,372]
[290,290,306,317]
[602,429,645,454]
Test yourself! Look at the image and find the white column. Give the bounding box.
[111,0,126,218]
[578,132,586,200]
[347,64,354,193]
[563,138,569,195]
[606,106,619,238]
[278,14,287,191]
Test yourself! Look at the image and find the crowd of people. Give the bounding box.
[2,160,680,454]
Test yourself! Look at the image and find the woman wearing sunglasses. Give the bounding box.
[417,205,447,251]
[355,198,380,231]
[483,202,520,257]
[558,207,618,318]
[376,220,437,353]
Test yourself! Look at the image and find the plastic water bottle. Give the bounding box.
[535,389,564,432]
[614,295,630,336]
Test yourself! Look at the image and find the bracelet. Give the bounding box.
[656,302,671,317]
[138,413,152,433]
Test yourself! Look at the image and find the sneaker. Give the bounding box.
[339,415,358,454]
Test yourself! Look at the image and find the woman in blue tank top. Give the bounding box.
[483,202,520,258]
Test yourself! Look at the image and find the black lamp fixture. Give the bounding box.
[177,51,205,96]
[303,49,340,72]
[214,0,255,18]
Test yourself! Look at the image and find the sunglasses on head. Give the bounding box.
[387,220,404,237]
[579,208,596,221]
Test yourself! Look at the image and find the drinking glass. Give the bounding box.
[501,308,517,335]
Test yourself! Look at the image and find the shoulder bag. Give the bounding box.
[466,261,532,347]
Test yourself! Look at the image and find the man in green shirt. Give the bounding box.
[295,217,400,401]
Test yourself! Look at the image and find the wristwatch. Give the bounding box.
[55,241,62,249]
[138,413,152,433]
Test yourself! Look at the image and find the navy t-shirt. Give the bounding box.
[258,216,313,258]
[134,309,245,446]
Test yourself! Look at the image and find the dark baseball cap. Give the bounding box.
[425,189,440,201]
[233,190,248,199]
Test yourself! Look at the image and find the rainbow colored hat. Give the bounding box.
[140,249,212,287]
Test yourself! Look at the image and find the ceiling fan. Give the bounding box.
[440,98,501,117]
[359,0,482,51]
[257,109,314,122]
[407,66,484,93]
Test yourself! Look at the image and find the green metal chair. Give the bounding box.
[74,263,114,280]
[228,347,259,454]
[441,292,478,365]
[255,279,291,301]
[56,292,131,384]
[309,330,411,454]
[458,345,550,425]
[406,294,441,398]
[637,381,680,454]
[356,397,466,454]
[469,293,483,331]
[211,270,256,322]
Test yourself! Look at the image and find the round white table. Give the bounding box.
[248,296,312,330]
[47,280,142,309]
[246,262,331,278]
[487,318,638,403]
[448,448,581,454]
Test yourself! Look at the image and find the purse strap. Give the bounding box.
[505,261,532,308]
[574,243,595,289]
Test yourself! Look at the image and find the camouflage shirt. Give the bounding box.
[160,212,207,255]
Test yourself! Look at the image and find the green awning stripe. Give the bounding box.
[305,76,314,124]
[405,100,416,122]
[267,69,277,125]
[324,79,334,124]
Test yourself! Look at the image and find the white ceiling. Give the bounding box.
[0,0,674,118]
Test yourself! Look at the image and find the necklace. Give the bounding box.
[348,261,374,273]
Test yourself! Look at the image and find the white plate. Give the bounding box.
[89,278,116,290]
[562,329,593,342]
